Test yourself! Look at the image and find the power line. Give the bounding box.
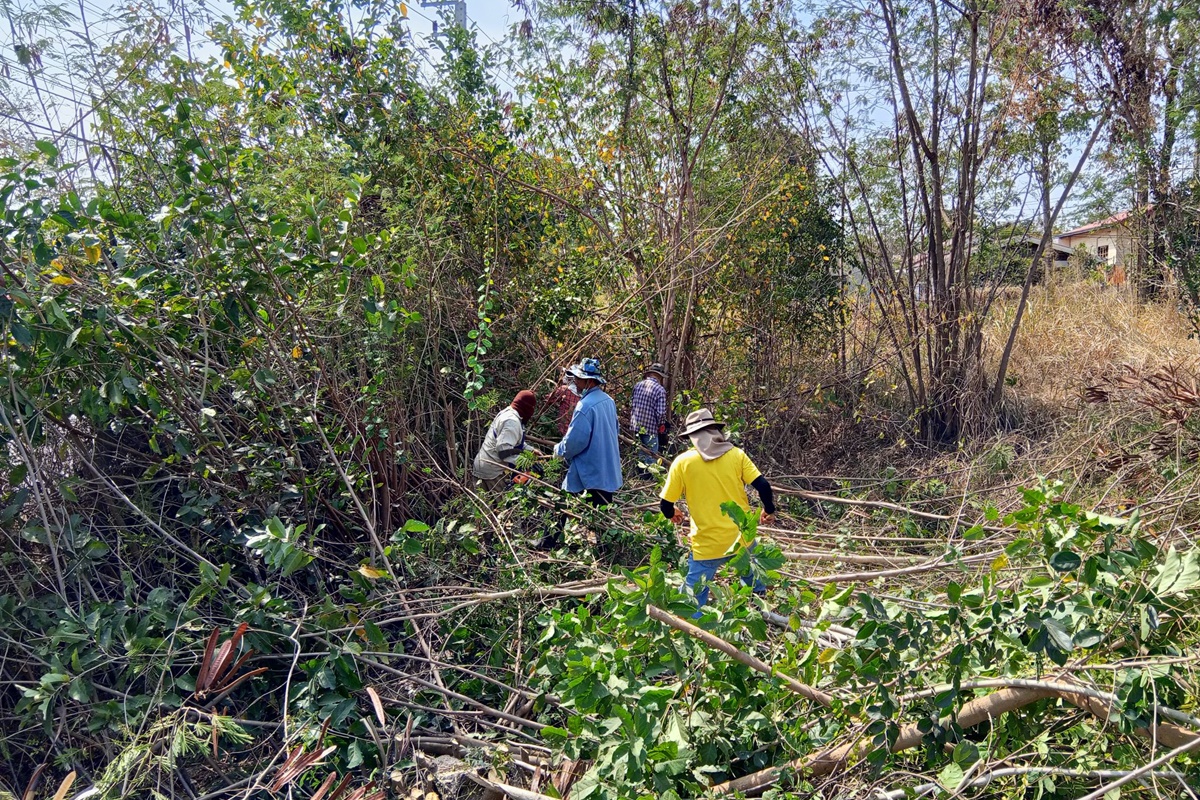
[0,109,134,155]
[402,2,519,95]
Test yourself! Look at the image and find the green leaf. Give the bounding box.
[35,140,59,160]
[33,242,54,266]
[9,318,32,347]
[1049,550,1081,572]
[952,740,979,767]
[68,677,91,703]
[938,762,965,791]
[946,582,962,603]
[541,726,569,742]
[1150,547,1200,596]
[1042,617,1074,653]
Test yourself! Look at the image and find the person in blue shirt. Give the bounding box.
[539,358,623,548]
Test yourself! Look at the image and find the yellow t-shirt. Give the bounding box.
[660,447,762,560]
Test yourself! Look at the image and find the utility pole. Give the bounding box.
[421,0,466,34]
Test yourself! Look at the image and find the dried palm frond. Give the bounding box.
[192,623,268,706]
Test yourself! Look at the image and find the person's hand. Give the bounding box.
[671,510,687,526]
[513,473,532,486]
[761,512,776,526]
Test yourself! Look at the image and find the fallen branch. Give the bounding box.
[1075,734,1200,800]
[713,681,1200,796]
[465,773,562,800]
[646,605,833,706]
[766,487,1007,531]
[713,686,1057,795]
[794,550,1000,585]
[875,766,1195,800]
[782,550,919,565]
[903,677,1200,734]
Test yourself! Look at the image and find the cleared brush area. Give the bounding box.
[2,0,1200,796]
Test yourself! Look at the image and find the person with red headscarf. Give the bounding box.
[472,390,538,491]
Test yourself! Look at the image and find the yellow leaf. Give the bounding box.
[400,1,408,15]
[990,554,1009,572]
[358,565,386,580]
[291,346,302,359]
[818,647,838,664]
[50,275,76,285]
[85,244,102,264]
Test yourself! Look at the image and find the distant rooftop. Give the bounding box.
[1058,207,1153,239]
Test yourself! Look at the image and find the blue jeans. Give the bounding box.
[686,551,766,618]
[636,431,660,471]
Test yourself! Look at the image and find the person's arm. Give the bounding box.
[660,459,686,524]
[750,475,776,521]
[494,418,525,461]
[554,405,593,460]
[655,385,667,428]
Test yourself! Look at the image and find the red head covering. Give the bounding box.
[512,390,537,422]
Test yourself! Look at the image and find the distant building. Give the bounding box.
[1056,210,1144,276]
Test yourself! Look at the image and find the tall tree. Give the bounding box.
[519,0,841,396]
[1037,0,1200,296]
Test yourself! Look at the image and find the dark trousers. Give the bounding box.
[543,489,614,547]
[582,489,614,507]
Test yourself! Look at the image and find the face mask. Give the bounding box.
[567,381,581,397]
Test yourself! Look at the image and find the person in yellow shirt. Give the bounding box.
[660,408,776,616]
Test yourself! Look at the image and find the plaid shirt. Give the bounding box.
[630,378,667,434]
[545,385,578,436]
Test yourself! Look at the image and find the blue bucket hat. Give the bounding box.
[565,357,606,385]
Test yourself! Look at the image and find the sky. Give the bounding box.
[0,0,1135,228]
[0,0,524,155]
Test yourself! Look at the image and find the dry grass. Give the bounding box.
[741,279,1200,524]
[986,279,1198,410]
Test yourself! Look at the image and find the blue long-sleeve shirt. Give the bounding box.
[553,387,623,493]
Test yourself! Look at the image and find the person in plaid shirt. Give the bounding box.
[544,370,579,436]
[630,363,668,475]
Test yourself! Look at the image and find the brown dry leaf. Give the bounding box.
[50,772,76,800]
[366,687,387,726]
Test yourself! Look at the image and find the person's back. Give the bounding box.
[662,446,760,559]
[659,408,775,615]
[473,391,537,490]
[630,375,667,435]
[560,386,622,494]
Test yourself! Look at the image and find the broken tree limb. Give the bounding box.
[904,677,1200,735]
[875,766,1194,800]
[645,605,834,707]
[765,487,1008,531]
[1075,734,1200,800]
[712,686,1057,795]
[712,679,1200,796]
[465,772,562,800]
[782,550,919,565]
[795,550,1000,585]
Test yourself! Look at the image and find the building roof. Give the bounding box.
[1018,235,1075,257]
[1058,208,1152,239]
